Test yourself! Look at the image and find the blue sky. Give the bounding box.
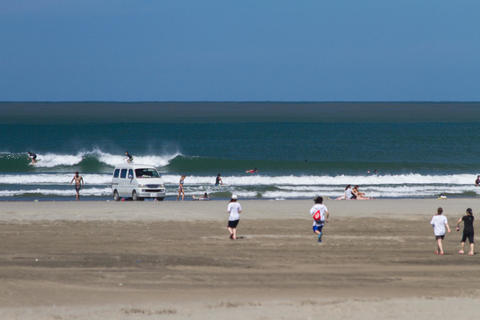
[0,0,479,101]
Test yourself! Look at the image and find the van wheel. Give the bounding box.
[113,190,120,201]
[132,190,138,201]
[156,197,165,201]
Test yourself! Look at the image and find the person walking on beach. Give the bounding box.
[455,208,475,256]
[125,151,133,163]
[430,207,451,255]
[177,175,186,201]
[70,171,84,200]
[27,151,37,164]
[215,173,223,186]
[227,194,242,240]
[310,196,329,243]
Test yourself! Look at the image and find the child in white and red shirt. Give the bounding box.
[310,196,329,243]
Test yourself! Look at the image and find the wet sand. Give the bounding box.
[0,200,478,319]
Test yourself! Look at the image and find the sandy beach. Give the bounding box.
[0,199,479,319]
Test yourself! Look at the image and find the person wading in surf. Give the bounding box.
[70,171,84,200]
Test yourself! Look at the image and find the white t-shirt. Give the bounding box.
[430,215,448,236]
[310,204,328,226]
[227,202,242,221]
[344,188,353,199]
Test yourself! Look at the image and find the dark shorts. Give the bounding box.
[461,232,474,243]
[312,224,324,233]
[228,220,239,228]
[435,235,445,240]
[75,185,81,192]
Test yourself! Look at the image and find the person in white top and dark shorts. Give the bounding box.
[227,194,242,240]
[430,207,451,255]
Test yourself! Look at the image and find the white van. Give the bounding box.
[111,164,166,201]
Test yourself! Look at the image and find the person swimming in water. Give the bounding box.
[125,151,133,163]
[475,175,480,186]
[192,192,209,200]
[215,173,223,186]
[27,151,37,164]
[245,168,258,174]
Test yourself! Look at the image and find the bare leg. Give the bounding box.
[469,243,474,256]
[459,242,465,254]
[232,228,237,240]
[181,191,184,201]
[437,238,444,254]
[227,227,234,239]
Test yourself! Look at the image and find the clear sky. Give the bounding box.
[0,0,479,101]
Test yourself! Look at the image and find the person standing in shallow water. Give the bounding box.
[70,171,84,200]
[177,175,186,201]
[215,173,223,186]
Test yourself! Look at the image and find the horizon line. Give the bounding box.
[1,100,480,103]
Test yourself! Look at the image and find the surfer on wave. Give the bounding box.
[27,151,37,164]
[125,151,133,163]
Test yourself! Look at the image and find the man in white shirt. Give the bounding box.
[227,194,242,240]
[310,196,329,243]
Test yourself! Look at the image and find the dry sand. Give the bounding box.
[0,199,479,319]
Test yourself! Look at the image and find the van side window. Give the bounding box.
[128,169,134,178]
[120,169,127,178]
[113,169,120,178]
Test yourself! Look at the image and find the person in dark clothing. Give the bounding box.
[215,173,223,186]
[27,151,37,164]
[456,208,475,256]
[125,151,133,163]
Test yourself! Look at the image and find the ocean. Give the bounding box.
[1,102,480,200]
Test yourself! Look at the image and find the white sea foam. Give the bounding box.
[0,187,112,197]
[31,149,181,168]
[0,174,112,185]
[161,174,476,186]
[1,173,479,198]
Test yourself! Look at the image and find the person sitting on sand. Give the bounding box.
[336,185,354,200]
[70,171,84,201]
[352,185,369,200]
[192,192,210,200]
[430,207,451,255]
[455,208,475,256]
[125,151,133,163]
[27,151,37,164]
[227,195,242,240]
[310,196,329,243]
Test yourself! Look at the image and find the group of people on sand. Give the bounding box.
[430,207,475,256]
[336,184,370,200]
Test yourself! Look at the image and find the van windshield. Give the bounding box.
[135,168,160,178]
